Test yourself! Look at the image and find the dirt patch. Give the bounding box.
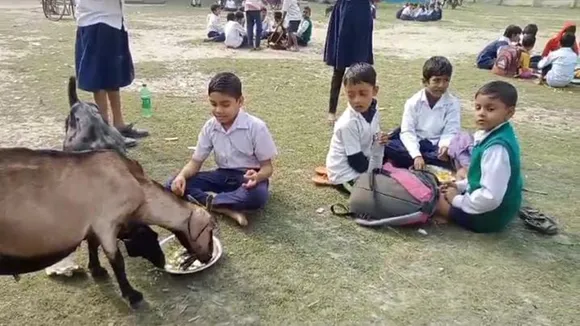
[513,106,580,132]
[127,67,211,97]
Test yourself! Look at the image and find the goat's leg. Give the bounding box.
[86,236,108,279]
[106,250,143,307]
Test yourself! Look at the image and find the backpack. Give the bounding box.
[331,163,439,227]
[493,45,522,77]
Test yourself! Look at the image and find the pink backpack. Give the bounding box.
[331,163,439,227]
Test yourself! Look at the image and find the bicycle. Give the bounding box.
[42,0,76,22]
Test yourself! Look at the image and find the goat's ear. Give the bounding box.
[125,158,147,183]
[64,116,69,133]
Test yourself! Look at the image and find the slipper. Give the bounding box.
[312,174,332,186]
[519,206,559,235]
[315,166,327,176]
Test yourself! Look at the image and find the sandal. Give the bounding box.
[519,206,559,235]
[117,123,150,139]
[312,174,332,186]
[314,166,327,176]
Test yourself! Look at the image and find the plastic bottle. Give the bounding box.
[140,84,152,118]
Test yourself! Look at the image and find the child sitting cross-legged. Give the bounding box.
[204,4,225,43]
[436,81,523,233]
[323,63,387,193]
[296,6,313,47]
[384,56,461,171]
[166,72,277,227]
[224,12,248,49]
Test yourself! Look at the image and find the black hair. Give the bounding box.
[260,7,267,12]
[523,24,538,36]
[560,33,576,48]
[208,72,243,99]
[238,6,244,12]
[503,25,523,38]
[274,11,282,20]
[226,12,235,21]
[210,4,220,13]
[235,11,244,20]
[521,34,536,48]
[304,6,311,12]
[475,81,518,108]
[422,56,453,80]
[342,62,377,87]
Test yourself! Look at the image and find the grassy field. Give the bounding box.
[0,2,579,325]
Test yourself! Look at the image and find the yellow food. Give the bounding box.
[435,171,454,183]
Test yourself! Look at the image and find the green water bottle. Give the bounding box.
[140,84,152,118]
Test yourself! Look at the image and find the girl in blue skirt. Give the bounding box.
[75,0,148,144]
[324,0,375,124]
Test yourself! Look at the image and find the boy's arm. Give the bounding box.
[339,124,369,173]
[538,52,555,69]
[438,100,461,149]
[178,123,213,179]
[253,123,278,182]
[368,112,384,171]
[451,145,511,214]
[399,100,421,159]
[296,20,309,37]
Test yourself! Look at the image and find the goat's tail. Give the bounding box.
[68,76,79,107]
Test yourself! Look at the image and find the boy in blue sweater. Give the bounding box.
[476,25,522,70]
[436,81,523,233]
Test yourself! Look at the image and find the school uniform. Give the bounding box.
[224,20,247,48]
[296,18,312,46]
[476,36,510,70]
[165,111,277,211]
[245,0,263,48]
[384,89,460,169]
[400,6,413,20]
[450,122,523,233]
[207,13,224,41]
[75,0,134,92]
[538,47,577,88]
[282,0,301,33]
[326,100,384,188]
[324,0,374,69]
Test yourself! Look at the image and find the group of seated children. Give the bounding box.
[204,3,312,51]
[396,2,443,22]
[321,57,522,233]
[477,22,579,88]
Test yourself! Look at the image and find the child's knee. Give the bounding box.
[245,183,270,210]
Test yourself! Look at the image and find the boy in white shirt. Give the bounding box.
[384,56,461,170]
[257,7,273,40]
[324,63,387,193]
[538,33,578,88]
[282,0,302,51]
[205,4,225,42]
[224,12,248,49]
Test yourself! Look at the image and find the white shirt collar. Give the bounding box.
[213,109,250,133]
[474,121,508,144]
[418,89,452,109]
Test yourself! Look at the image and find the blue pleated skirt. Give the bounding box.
[75,23,135,92]
[323,0,374,69]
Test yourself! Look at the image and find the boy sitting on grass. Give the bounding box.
[224,12,248,49]
[167,72,277,227]
[322,63,387,193]
[436,81,523,233]
[384,56,461,171]
[538,33,578,88]
[296,6,312,47]
[205,4,225,43]
[476,25,522,70]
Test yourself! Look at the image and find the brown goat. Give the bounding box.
[0,148,215,306]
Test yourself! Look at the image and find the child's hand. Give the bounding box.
[440,181,456,192]
[171,175,186,197]
[444,187,458,203]
[413,156,426,170]
[242,169,259,189]
[378,132,389,145]
[437,146,449,161]
[456,167,468,180]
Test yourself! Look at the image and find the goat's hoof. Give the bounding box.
[89,266,108,279]
[126,290,144,307]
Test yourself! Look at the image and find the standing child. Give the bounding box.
[167,72,277,227]
[224,12,247,49]
[258,7,273,40]
[281,0,302,52]
[205,4,225,42]
[384,56,461,170]
[436,81,523,233]
[538,33,578,88]
[75,0,149,146]
[245,0,264,50]
[296,6,312,47]
[476,25,522,70]
[324,63,386,192]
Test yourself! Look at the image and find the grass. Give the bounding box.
[1,2,580,325]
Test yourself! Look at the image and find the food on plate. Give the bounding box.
[164,245,204,272]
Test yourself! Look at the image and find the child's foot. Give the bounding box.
[212,207,248,226]
[536,78,544,86]
[433,215,449,225]
[327,113,336,125]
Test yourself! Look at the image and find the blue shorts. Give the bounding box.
[449,206,481,232]
[288,20,300,33]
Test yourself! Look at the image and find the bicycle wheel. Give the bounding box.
[70,0,76,19]
[44,0,67,21]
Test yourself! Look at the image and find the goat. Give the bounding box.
[0,148,215,307]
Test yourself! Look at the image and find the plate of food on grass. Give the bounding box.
[159,234,223,275]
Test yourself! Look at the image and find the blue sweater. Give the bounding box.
[476,39,509,69]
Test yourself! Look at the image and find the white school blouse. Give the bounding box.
[76,0,125,30]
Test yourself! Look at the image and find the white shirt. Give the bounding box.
[452,123,512,215]
[254,17,272,35]
[400,89,461,159]
[225,0,236,9]
[401,7,412,16]
[207,13,222,34]
[224,21,246,48]
[193,110,277,169]
[326,104,384,185]
[413,8,424,17]
[538,47,578,88]
[296,19,310,37]
[76,0,125,29]
[282,0,301,22]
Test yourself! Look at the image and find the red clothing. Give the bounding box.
[541,22,579,57]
